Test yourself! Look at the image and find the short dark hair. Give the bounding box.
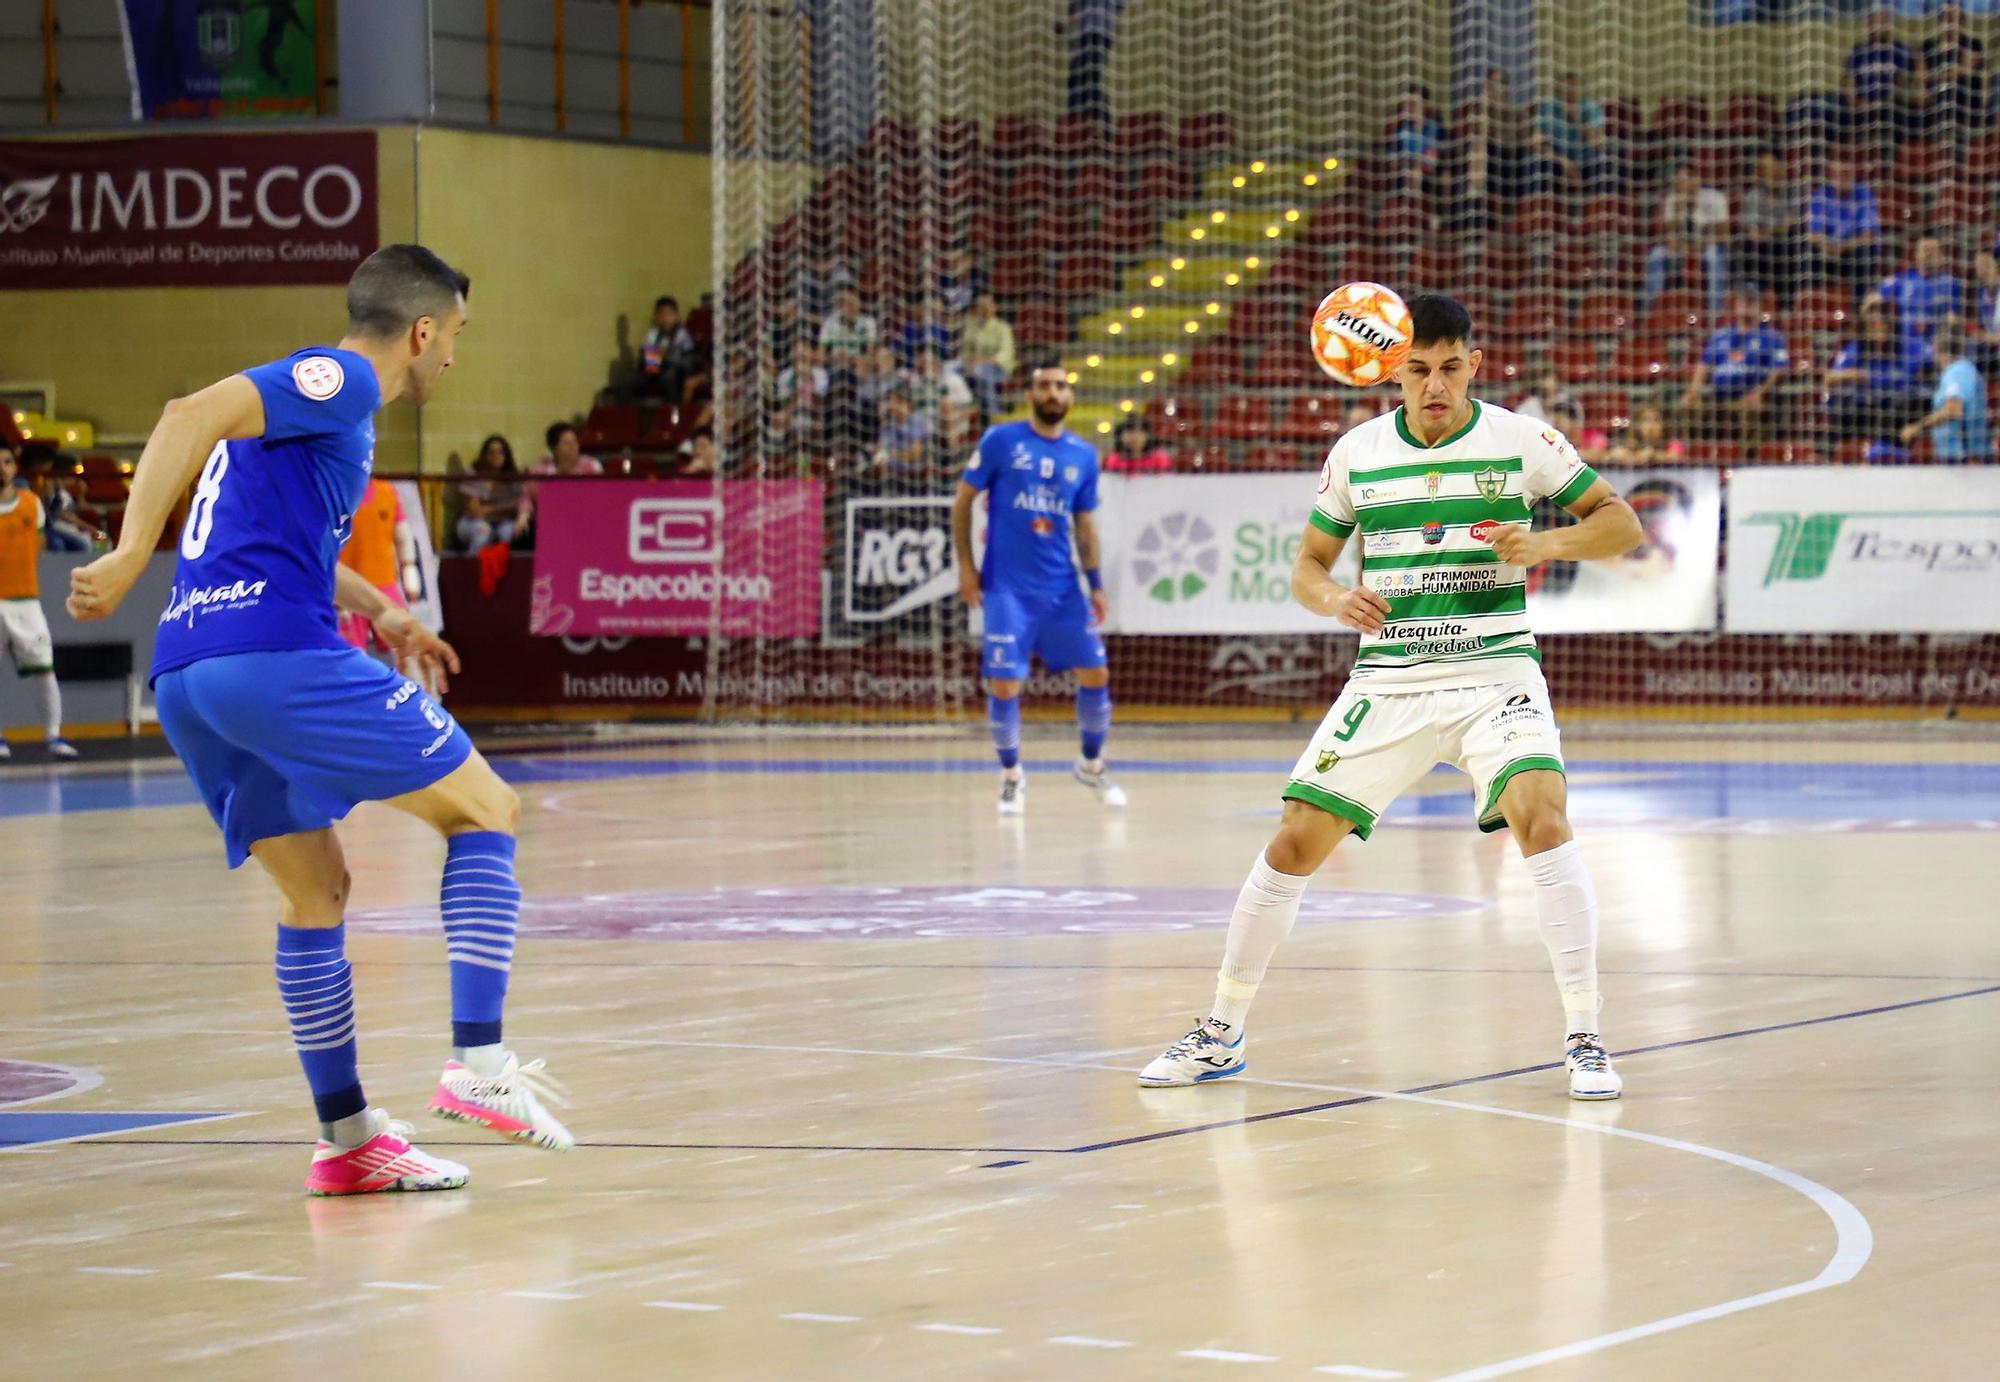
[654,296,679,313]
[545,421,579,451]
[689,427,715,444]
[345,244,469,340]
[1023,349,1066,377]
[1407,292,1473,349]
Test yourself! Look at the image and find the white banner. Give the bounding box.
[1525,467,1719,632]
[1097,470,1717,635]
[1726,467,2000,633]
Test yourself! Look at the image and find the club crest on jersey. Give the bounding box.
[1475,467,1504,502]
[1064,465,1079,483]
[1425,469,1443,499]
[1316,747,1339,773]
[292,355,344,401]
[1010,443,1033,470]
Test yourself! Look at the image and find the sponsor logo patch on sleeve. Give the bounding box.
[292,356,345,401]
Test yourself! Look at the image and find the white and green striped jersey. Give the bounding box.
[1311,400,1597,693]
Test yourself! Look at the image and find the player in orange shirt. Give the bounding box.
[336,476,422,672]
[0,443,78,760]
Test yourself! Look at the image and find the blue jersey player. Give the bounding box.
[67,245,571,1196]
[952,360,1126,814]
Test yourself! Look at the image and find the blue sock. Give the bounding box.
[1077,684,1112,762]
[275,922,365,1125]
[988,693,1021,770]
[441,831,521,1050]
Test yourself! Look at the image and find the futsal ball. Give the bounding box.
[1311,282,1413,387]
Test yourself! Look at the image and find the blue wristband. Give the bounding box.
[1084,568,1103,592]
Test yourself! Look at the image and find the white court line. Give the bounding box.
[1049,1335,1135,1349]
[781,1312,862,1324]
[1180,1348,1277,1363]
[76,1266,156,1276]
[0,1061,104,1108]
[505,1290,582,1301]
[645,1300,724,1312]
[517,1034,1873,1378]
[915,1322,1002,1336]
[364,1281,441,1292]
[1315,1367,1405,1379]
[215,1272,304,1284]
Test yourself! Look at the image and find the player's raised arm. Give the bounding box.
[1291,520,1388,633]
[67,374,266,621]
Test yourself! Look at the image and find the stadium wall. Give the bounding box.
[2,126,710,473]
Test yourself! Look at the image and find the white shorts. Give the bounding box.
[1283,678,1565,838]
[1,599,53,673]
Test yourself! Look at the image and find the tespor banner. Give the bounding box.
[0,131,376,289]
[529,480,822,638]
[1523,467,1719,632]
[1096,472,1717,635]
[1727,467,2000,633]
[119,0,320,121]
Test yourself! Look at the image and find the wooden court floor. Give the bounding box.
[2,726,1997,1380]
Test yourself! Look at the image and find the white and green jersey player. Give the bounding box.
[1137,292,1644,1101]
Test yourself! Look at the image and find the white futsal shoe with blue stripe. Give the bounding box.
[1566,1034,1622,1100]
[1138,1019,1246,1087]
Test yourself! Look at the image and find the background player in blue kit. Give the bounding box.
[952,359,1126,815]
[67,245,571,1196]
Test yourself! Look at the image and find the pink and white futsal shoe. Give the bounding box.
[429,1052,574,1152]
[304,1110,469,1196]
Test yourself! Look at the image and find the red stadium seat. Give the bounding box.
[1552,340,1599,385]
[1581,194,1641,239]
[1069,159,1121,205]
[1241,444,1307,471]
[929,116,979,162]
[1650,95,1709,140]
[1213,395,1274,440]
[1276,394,1343,440]
[1055,251,1116,298]
[1179,112,1236,156]
[1791,286,1853,336]
[991,251,1045,301]
[1052,113,1110,157]
[1146,395,1203,438]
[1718,92,1779,139]
[1578,291,1635,336]
[1176,444,1230,471]
[1609,337,1673,384]
[1115,111,1177,160]
[1248,347,1316,389]
[1135,159,1195,205]
[990,115,1045,162]
[580,405,640,452]
[1642,289,1706,337]
[1935,181,1993,230]
[1098,204,1158,250]
[1012,302,1070,347]
[1502,291,1566,340]
[1182,343,1244,388]
[1895,140,1948,186]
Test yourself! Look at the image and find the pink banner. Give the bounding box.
[528,480,822,638]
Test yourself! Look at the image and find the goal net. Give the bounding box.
[705,0,2000,727]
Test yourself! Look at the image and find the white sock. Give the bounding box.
[1525,840,1602,1038]
[31,673,60,740]
[455,1042,508,1077]
[324,1108,377,1149]
[1209,851,1310,1030]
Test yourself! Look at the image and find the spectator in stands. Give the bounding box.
[796,250,853,323]
[676,427,718,477]
[959,292,1017,418]
[1534,71,1614,192]
[910,348,978,451]
[897,296,955,366]
[629,295,700,405]
[819,287,880,375]
[1343,401,1379,433]
[1682,285,1791,450]
[1825,298,1934,445]
[1472,66,1532,203]
[1436,113,1494,233]
[1807,155,1883,298]
[774,340,832,417]
[1389,83,1447,195]
[1847,10,1914,115]
[873,389,936,477]
[935,247,988,318]
[1736,151,1805,306]
[1515,361,1569,424]
[1901,319,1989,460]
[1645,165,1731,317]
[1870,234,1963,342]
[1608,403,1687,464]
[1547,399,1610,465]
[1967,248,2000,370]
[1060,0,1126,128]
[1922,2,1987,140]
[457,434,524,552]
[1894,49,1945,144]
[1104,417,1173,471]
[533,421,605,480]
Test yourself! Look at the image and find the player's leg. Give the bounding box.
[379,753,571,1150]
[1039,603,1125,807]
[1459,684,1621,1100]
[981,589,1030,814]
[5,601,75,758]
[1139,690,1438,1087]
[156,662,466,1194]
[251,828,471,1194]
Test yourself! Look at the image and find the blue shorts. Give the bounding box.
[981,587,1107,680]
[156,648,472,868]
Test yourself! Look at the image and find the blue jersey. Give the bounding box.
[963,421,1099,602]
[151,347,381,681]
